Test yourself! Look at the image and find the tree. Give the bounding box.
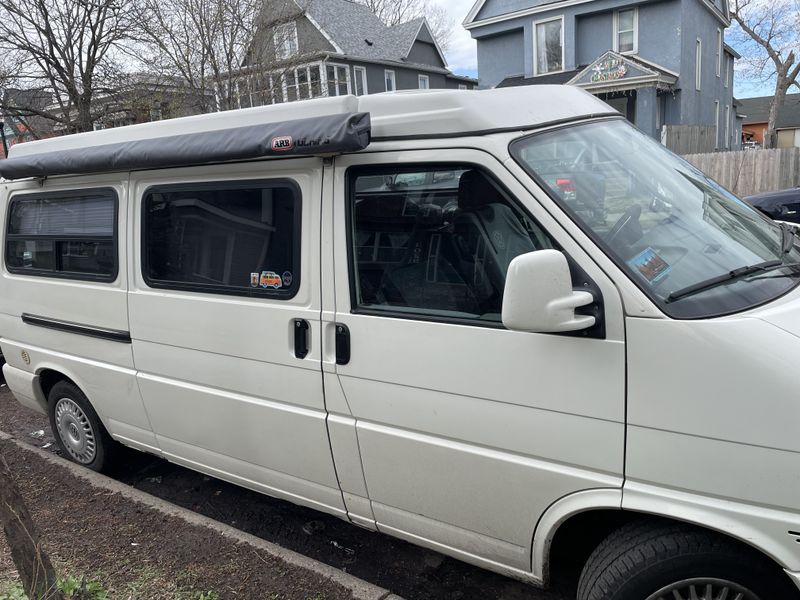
[731,0,800,147]
[136,0,310,112]
[356,0,454,52]
[0,0,138,134]
[0,454,63,600]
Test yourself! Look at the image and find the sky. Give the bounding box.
[438,0,479,78]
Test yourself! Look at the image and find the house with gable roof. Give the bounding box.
[230,0,475,109]
[463,0,741,149]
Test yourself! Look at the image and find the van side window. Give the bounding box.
[349,166,554,322]
[143,180,300,298]
[5,189,117,281]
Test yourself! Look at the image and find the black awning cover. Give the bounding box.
[0,111,371,180]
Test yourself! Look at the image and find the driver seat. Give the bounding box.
[451,171,539,306]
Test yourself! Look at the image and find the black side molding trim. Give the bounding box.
[21,313,132,343]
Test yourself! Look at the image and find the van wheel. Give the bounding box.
[577,520,796,600]
[48,380,115,472]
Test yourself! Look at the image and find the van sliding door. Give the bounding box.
[127,159,345,517]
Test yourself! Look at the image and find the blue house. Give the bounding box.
[464,0,742,150]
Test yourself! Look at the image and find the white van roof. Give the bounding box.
[1,86,616,179]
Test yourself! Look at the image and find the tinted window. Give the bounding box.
[5,190,117,280]
[143,180,300,297]
[350,166,554,321]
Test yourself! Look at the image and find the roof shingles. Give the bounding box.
[298,0,433,64]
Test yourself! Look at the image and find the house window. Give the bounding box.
[248,74,283,106]
[354,66,368,96]
[246,64,327,106]
[284,66,318,101]
[385,69,396,91]
[326,64,351,96]
[310,65,322,97]
[297,68,310,99]
[725,104,730,149]
[285,71,298,101]
[696,39,702,91]
[534,17,563,75]
[714,100,720,149]
[724,55,730,88]
[716,29,722,77]
[458,84,468,90]
[418,74,430,89]
[614,8,637,54]
[275,22,299,60]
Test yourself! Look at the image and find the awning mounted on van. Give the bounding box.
[0,112,371,180]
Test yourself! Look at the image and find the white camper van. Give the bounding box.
[1,87,799,600]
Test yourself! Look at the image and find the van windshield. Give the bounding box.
[510,119,800,318]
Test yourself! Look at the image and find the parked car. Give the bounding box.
[1,87,800,600]
[745,187,800,224]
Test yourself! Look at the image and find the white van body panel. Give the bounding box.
[625,310,800,569]
[328,148,626,571]
[2,363,43,414]
[0,175,157,448]
[125,159,346,517]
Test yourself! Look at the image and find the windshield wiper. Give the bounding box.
[780,222,796,254]
[667,260,800,302]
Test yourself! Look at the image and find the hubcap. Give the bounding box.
[54,398,96,464]
[646,578,760,600]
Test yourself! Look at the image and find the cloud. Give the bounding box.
[437,0,478,76]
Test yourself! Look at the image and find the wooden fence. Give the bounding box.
[682,148,800,197]
[662,125,717,155]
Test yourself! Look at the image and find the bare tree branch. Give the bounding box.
[0,0,138,133]
[355,0,454,52]
[731,0,800,147]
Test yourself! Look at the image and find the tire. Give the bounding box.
[577,519,797,600]
[47,380,116,472]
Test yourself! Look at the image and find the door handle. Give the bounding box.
[293,319,309,359]
[335,323,350,365]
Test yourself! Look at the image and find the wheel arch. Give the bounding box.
[536,487,800,595]
[532,488,622,584]
[35,364,94,417]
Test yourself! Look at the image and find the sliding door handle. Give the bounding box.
[335,323,350,365]
[293,319,309,359]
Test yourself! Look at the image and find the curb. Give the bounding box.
[0,430,404,600]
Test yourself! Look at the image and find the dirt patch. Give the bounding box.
[0,438,356,600]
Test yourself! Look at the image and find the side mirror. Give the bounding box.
[502,250,596,333]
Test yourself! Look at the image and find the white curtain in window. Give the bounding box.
[536,21,562,74]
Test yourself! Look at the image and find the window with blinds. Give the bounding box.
[5,189,117,281]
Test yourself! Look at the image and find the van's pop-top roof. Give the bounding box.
[0,86,615,180]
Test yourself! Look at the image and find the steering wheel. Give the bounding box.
[605,204,643,248]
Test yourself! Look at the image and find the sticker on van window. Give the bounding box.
[250,273,260,287]
[282,271,293,287]
[628,247,671,284]
[259,271,282,289]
